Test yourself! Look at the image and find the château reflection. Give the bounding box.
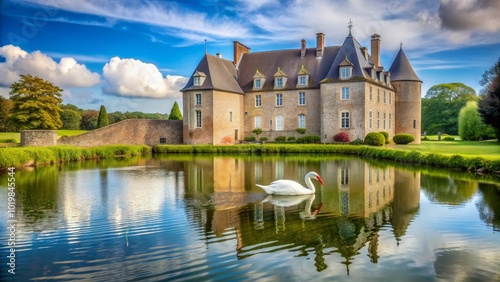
[182,156,422,274]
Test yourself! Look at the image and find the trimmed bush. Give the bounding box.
[349,138,364,145]
[296,135,321,144]
[252,128,262,135]
[421,136,430,141]
[379,131,390,144]
[259,137,268,142]
[393,134,415,144]
[364,132,385,146]
[296,128,306,134]
[333,132,350,142]
[244,136,256,142]
[275,136,286,142]
[443,136,455,141]
[287,136,296,142]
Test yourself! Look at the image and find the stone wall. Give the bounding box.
[20,130,57,146]
[58,119,182,146]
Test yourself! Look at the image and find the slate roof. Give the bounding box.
[181,54,244,94]
[325,35,373,80]
[389,47,421,82]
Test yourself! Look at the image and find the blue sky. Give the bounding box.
[1,0,500,113]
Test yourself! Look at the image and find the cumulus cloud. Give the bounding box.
[102,57,188,99]
[0,45,100,87]
[439,0,500,32]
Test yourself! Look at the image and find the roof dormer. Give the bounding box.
[339,56,353,79]
[297,65,310,87]
[274,67,288,89]
[253,69,266,90]
[193,70,206,86]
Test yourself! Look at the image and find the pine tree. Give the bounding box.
[9,74,63,129]
[97,105,109,128]
[168,101,183,120]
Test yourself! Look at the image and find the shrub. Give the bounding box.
[296,128,306,134]
[252,128,262,135]
[287,136,296,142]
[0,139,16,143]
[333,132,350,142]
[244,136,256,142]
[349,138,364,145]
[364,132,385,146]
[275,136,286,142]
[379,131,390,144]
[443,136,455,141]
[393,134,415,144]
[296,135,321,144]
[421,136,430,141]
[259,137,268,142]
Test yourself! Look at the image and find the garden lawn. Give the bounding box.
[57,130,88,137]
[388,140,500,160]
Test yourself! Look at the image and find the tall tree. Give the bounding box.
[478,58,500,141]
[9,74,63,129]
[168,101,182,120]
[458,102,486,141]
[421,83,477,135]
[80,110,99,130]
[97,105,109,128]
[60,109,82,130]
[0,96,14,132]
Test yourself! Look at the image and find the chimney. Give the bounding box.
[301,39,307,57]
[316,33,324,58]
[233,41,250,66]
[371,34,381,67]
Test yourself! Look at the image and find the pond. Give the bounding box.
[0,155,499,281]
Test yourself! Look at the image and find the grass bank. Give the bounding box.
[0,144,151,170]
[0,130,88,147]
[154,143,500,173]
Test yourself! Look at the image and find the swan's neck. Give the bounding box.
[304,175,316,193]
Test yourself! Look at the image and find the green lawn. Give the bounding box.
[388,140,500,160]
[0,130,88,143]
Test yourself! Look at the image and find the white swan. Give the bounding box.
[256,171,325,195]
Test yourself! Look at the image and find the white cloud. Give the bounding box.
[0,45,101,87]
[102,57,188,99]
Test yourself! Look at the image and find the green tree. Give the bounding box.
[458,102,485,141]
[0,96,14,132]
[80,110,99,130]
[422,83,477,135]
[478,58,500,141]
[97,105,109,128]
[60,109,82,130]
[9,74,63,129]
[168,101,182,120]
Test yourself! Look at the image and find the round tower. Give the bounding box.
[389,46,422,144]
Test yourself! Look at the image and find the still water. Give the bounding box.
[1,155,499,281]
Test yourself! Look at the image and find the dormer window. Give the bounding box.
[193,70,206,86]
[253,69,266,90]
[386,73,391,85]
[274,67,288,89]
[371,69,376,80]
[339,56,353,79]
[379,72,385,84]
[297,65,310,87]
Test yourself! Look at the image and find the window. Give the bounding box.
[370,86,373,101]
[195,93,201,105]
[276,115,284,130]
[255,94,262,107]
[413,119,416,129]
[389,92,392,104]
[255,79,261,88]
[341,67,350,78]
[377,112,380,129]
[298,114,306,128]
[194,76,200,86]
[299,92,306,105]
[159,137,167,144]
[384,91,386,103]
[383,112,386,129]
[341,111,350,128]
[377,89,380,102]
[389,113,392,129]
[341,168,349,185]
[195,110,202,128]
[341,87,350,100]
[254,116,262,129]
[276,77,283,87]
[276,93,283,106]
[369,111,373,129]
[230,112,232,122]
[299,76,306,85]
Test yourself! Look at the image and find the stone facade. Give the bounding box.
[20,130,57,146]
[393,81,422,144]
[58,119,182,146]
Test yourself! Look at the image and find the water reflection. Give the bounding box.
[0,155,499,281]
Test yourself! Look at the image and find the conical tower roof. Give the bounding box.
[389,47,421,82]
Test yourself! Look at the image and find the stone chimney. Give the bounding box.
[371,34,381,67]
[316,33,324,58]
[301,39,307,57]
[233,41,250,66]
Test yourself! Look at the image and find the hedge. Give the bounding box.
[393,134,415,144]
[379,131,390,144]
[364,132,385,146]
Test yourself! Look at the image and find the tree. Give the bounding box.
[60,109,82,130]
[80,110,99,130]
[97,105,109,128]
[478,58,500,141]
[9,74,63,129]
[168,101,182,120]
[422,83,477,135]
[458,102,486,141]
[0,96,14,132]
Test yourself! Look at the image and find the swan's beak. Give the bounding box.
[317,175,325,185]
